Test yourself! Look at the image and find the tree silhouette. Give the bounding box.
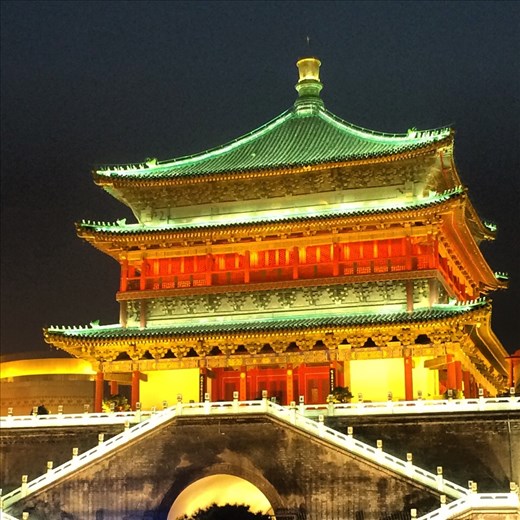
[177,503,271,520]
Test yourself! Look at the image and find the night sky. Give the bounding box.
[1,1,519,357]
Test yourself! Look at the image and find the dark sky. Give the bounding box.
[1,1,519,357]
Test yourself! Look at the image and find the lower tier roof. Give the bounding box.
[45,301,486,343]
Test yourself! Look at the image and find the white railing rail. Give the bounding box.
[302,395,520,418]
[1,396,518,429]
[0,410,152,428]
[416,492,520,519]
[262,401,469,499]
[0,512,21,520]
[0,406,177,509]
[1,398,472,512]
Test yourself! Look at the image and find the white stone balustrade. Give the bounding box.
[1,396,518,517]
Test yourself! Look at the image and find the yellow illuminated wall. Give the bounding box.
[140,368,200,409]
[350,358,405,401]
[0,358,95,379]
[412,356,439,399]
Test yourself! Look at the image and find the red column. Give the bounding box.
[405,236,412,270]
[95,372,104,412]
[299,363,307,402]
[120,259,128,292]
[139,260,147,290]
[244,250,250,283]
[206,254,213,286]
[455,361,463,394]
[131,370,140,409]
[332,243,340,277]
[446,354,456,391]
[239,367,247,401]
[404,352,414,401]
[292,246,299,280]
[462,370,471,398]
[109,380,119,396]
[286,368,294,404]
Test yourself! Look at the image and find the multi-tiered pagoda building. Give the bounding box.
[45,58,510,412]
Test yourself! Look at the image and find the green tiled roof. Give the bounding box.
[96,106,452,181]
[79,187,464,235]
[46,301,485,340]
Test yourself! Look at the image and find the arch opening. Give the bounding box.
[167,474,275,519]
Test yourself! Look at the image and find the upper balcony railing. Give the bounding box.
[122,254,437,293]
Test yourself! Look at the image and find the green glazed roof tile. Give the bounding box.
[96,107,452,181]
[46,300,485,340]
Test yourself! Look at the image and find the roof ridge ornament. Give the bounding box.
[294,57,324,111]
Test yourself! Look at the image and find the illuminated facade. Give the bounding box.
[44,57,510,411]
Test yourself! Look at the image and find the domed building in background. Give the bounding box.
[0,351,95,415]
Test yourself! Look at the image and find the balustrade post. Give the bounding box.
[72,447,79,459]
[436,466,444,491]
[406,453,413,475]
[21,475,28,498]
[262,390,268,412]
[298,395,305,415]
[317,414,325,437]
[232,391,239,413]
[478,387,484,409]
[98,433,105,445]
[204,393,211,415]
[46,461,53,473]
[327,395,334,417]
[289,401,297,425]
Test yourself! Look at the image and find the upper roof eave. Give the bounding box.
[92,106,453,185]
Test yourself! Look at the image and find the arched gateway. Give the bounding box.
[167,474,275,519]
